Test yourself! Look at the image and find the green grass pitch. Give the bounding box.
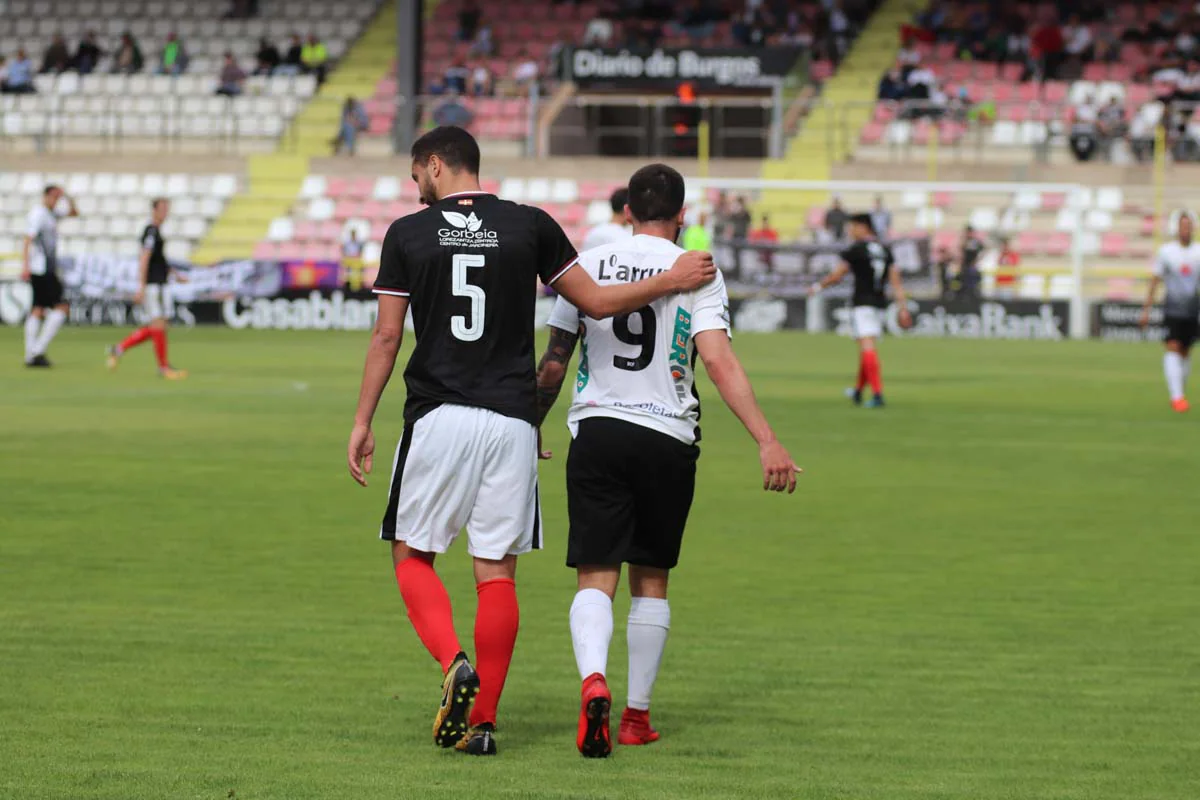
[2,326,1198,800]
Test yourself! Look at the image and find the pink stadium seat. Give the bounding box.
[1045,233,1071,256]
[368,115,392,136]
[334,200,362,220]
[1105,278,1136,300]
[1041,193,1066,211]
[1005,104,1029,122]
[1100,233,1128,257]
[481,179,501,195]
[911,121,932,145]
[806,206,825,230]
[1014,231,1043,254]
[810,61,834,82]
[370,221,390,241]
[872,102,897,123]
[1127,84,1152,105]
[1140,215,1156,237]
[999,63,1024,82]
[357,200,384,220]
[254,241,279,259]
[934,42,956,60]
[317,221,342,242]
[1042,81,1069,103]
[992,83,1015,102]
[931,191,953,209]
[860,122,885,145]
[277,242,305,260]
[1109,63,1133,83]
[974,62,999,81]
[293,221,318,242]
[578,182,607,202]
[560,204,585,226]
[1017,82,1039,103]
[1082,63,1107,81]
[325,178,349,199]
[932,230,957,252]
[939,122,966,145]
[947,62,972,82]
[347,178,374,200]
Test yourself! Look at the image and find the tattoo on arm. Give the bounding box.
[535,325,580,425]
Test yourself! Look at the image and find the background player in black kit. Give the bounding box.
[810,213,911,407]
[107,198,187,379]
[344,126,715,757]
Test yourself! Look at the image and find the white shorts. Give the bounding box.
[850,305,883,339]
[138,284,167,320]
[380,404,542,560]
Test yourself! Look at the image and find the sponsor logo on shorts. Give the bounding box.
[439,210,499,248]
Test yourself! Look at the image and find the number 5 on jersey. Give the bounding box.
[452,254,486,342]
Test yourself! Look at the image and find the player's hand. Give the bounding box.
[667,250,717,292]
[898,307,913,330]
[347,423,375,487]
[20,267,30,282]
[759,440,802,494]
[133,289,145,305]
[1138,309,1150,329]
[537,428,553,460]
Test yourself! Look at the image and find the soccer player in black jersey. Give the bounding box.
[345,126,715,757]
[810,213,911,407]
[107,198,187,379]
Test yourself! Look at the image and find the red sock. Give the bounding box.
[118,327,153,352]
[149,328,168,368]
[863,349,883,395]
[394,557,462,672]
[469,578,519,727]
[855,354,868,392]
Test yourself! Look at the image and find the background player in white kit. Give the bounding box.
[536,164,801,758]
[1140,210,1200,413]
[21,185,78,368]
[581,187,632,252]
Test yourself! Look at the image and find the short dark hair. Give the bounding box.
[849,213,875,233]
[43,184,60,196]
[411,125,481,175]
[627,163,685,223]
[151,196,168,210]
[609,186,629,215]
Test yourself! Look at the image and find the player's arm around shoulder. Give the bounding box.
[554,249,716,319]
[694,328,802,494]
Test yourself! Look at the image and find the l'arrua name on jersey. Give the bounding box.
[596,259,667,283]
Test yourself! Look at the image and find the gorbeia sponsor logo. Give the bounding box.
[439,210,499,248]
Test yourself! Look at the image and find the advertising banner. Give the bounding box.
[567,46,803,90]
[714,237,932,297]
[826,298,1070,340]
[1090,301,1168,342]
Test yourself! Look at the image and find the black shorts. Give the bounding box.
[1164,317,1199,347]
[566,417,699,570]
[30,272,64,309]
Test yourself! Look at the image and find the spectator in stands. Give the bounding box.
[458,0,482,43]
[512,47,540,92]
[748,214,779,244]
[824,196,847,240]
[994,237,1019,297]
[828,1,851,60]
[254,37,280,75]
[332,96,368,156]
[215,52,246,96]
[468,24,494,58]
[934,246,954,299]
[674,0,716,42]
[877,66,906,101]
[713,191,732,239]
[433,93,474,128]
[870,196,892,240]
[896,36,920,78]
[301,34,327,85]
[1062,14,1093,68]
[1098,96,1128,159]
[681,210,711,252]
[341,228,365,291]
[1031,11,1065,81]
[157,33,189,76]
[1093,24,1121,64]
[469,61,493,97]
[225,0,257,18]
[1129,101,1163,162]
[72,31,102,75]
[1004,20,1032,73]
[111,32,144,75]
[41,35,71,75]
[2,49,35,93]
[583,18,615,46]
[278,34,303,77]
[960,225,984,295]
[443,55,470,95]
[729,196,752,241]
[1069,94,1100,161]
[1176,59,1200,106]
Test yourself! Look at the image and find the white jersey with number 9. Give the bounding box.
[546,234,731,445]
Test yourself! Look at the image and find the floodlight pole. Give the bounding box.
[393,0,422,156]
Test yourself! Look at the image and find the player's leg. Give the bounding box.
[457,409,540,755]
[24,305,44,366]
[381,407,481,746]
[30,293,68,365]
[1163,333,1189,412]
[565,418,639,758]
[620,425,697,745]
[622,566,669,745]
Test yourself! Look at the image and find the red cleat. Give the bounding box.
[1172,397,1190,413]
[577,672,612,758]
[618,707,660,746]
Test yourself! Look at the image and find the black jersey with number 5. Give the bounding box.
[372,191,578,426]
[841,239,894,308]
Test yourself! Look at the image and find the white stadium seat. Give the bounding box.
[525,179,551,203]
[267,217,295,241]
[499,178,526,202]
[307,197,335,221]
[300,175,327,200]
[551,179,579,204]
[373,176,400,201]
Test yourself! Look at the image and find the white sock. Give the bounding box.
[1165,352,1186,401]
[569,588,613,680]
[1183,355,1192,387]
[32,309,67,357]
[626,597,670,711]
[24,315,41,361]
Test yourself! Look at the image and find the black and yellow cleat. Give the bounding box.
[433,652,479,748]
[455,722,497,756]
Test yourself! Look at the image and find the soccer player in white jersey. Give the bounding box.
[536,163,801,758]
[580,187,632,252]
[22,185,78,368]
[1140,209,1200,412]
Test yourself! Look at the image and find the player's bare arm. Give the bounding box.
[554,250,716,319]
[808,262,850,295]
[20,234,31,281]
[348,293,408,486]
[888,264,913,328]
[694,329,802,493]
[63,194,78,218]
[1140,275,1160,329]
[536,325,580,424]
